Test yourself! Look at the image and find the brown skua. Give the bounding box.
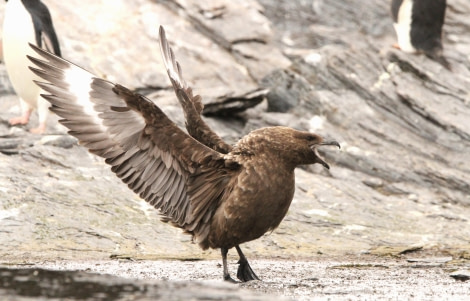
[27,26,340,282]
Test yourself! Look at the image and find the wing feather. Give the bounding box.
[27,28,240,243]
[158,26,232,154]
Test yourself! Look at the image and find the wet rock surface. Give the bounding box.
[1,257,470,300]
[0,266,290,301]
[0,0,469,299]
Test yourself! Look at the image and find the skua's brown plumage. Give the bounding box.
[27,26,340,282]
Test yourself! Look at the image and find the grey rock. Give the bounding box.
[202,87,269,116]
[261,68,313,113]
[450,270,470,282]
[0,267,289,300]
[0,1,469,291]
[0,64,14,95]
[35,135,77,149]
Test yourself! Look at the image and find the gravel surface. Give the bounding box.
[2,257,469,300]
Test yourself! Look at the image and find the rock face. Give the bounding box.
[0,0,469,265]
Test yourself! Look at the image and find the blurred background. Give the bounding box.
[0,0,469,263]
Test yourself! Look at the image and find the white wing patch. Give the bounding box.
[63,66,109,132]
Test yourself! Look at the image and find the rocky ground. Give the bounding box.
[1,256,470,300]
[0,0,469,300]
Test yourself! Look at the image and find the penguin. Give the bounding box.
[2,0,61,133]
[391,0,450,69]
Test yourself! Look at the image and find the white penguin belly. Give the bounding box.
[3,0,41,108]
[394,0,416,53]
